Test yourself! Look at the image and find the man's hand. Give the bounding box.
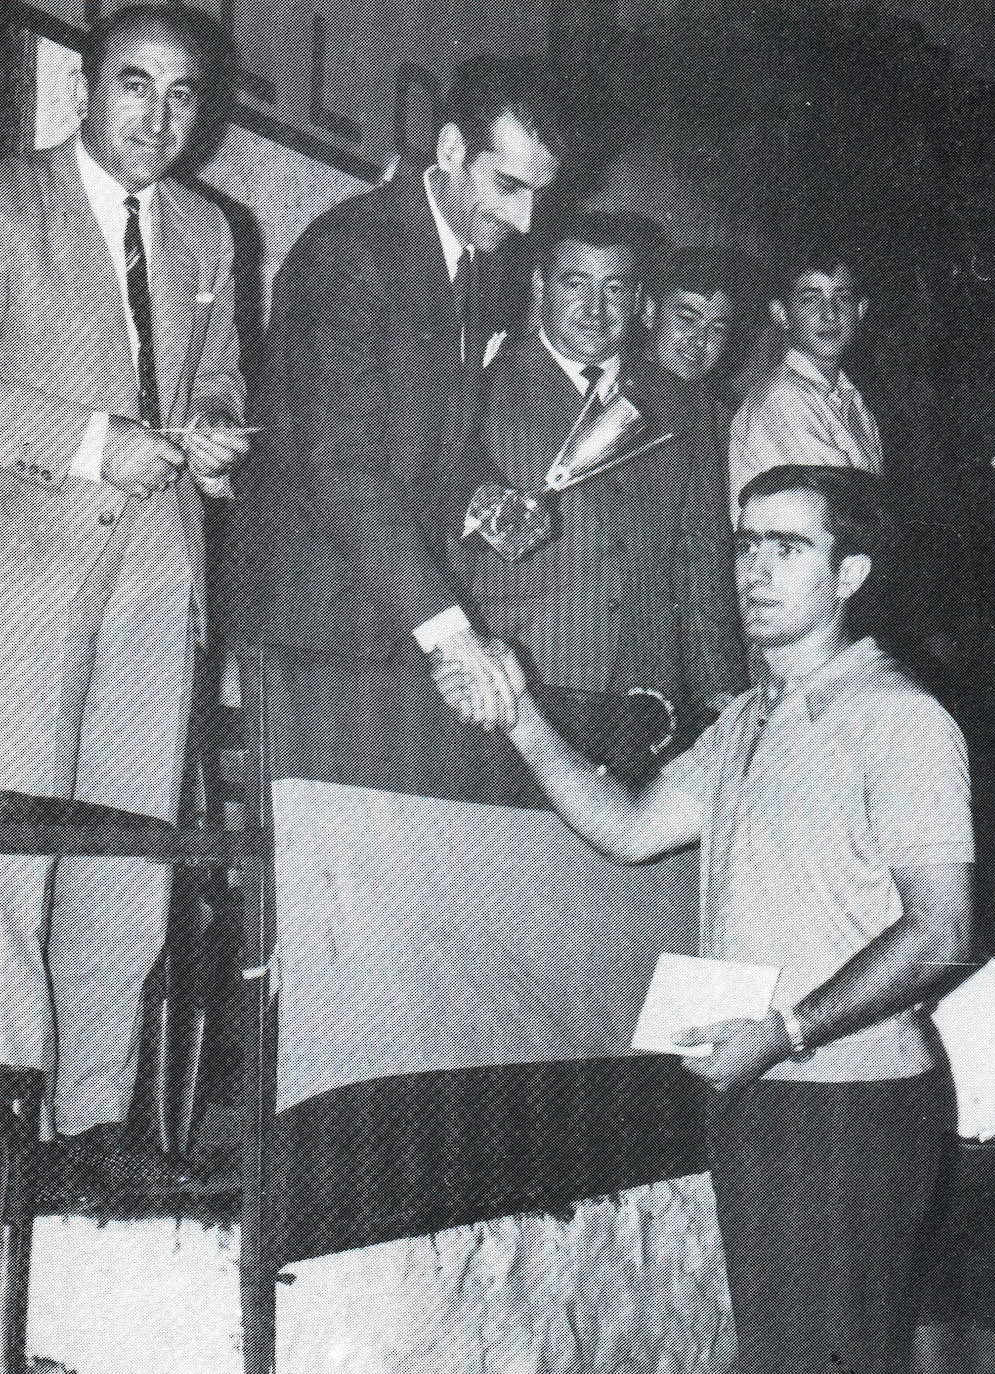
[102,418,185,497]
[181,411,250,497]
[428,632,524,730]
[676,1012,792,1093]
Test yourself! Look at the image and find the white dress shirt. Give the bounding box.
[412,169,477,652]
[537,328,621,403]
[728,347,883,521]
[71,135,157,481]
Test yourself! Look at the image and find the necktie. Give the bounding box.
[581,363,605,399]
[124,195,161,429]
[453,248,479,365]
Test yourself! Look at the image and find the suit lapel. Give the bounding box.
[151,185,203,425]
[389,168,460,351]
[507,336,586,491]
[41,140,138,416]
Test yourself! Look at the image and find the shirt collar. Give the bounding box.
[756,637,883,724]
[423,166,472,284]
[783,347,857,402]
[75,134,156,224]
[537,328,621,399]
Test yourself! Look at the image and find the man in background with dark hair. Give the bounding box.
[0,2,245,1183]
[729,240,883,517]
[435,463,973,1374]
[639,240,750,550]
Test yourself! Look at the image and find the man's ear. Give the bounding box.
[857,298,869,323]
[770,300,789,330]
[437,123,467,177]
[837,553,872,602]
[641,296,657,333]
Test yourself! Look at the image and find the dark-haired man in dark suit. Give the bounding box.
[246,55,566,770]
[237,59,583,1159]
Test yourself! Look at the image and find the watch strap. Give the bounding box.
[780,1006,816,1061]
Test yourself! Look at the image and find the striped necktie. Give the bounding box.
[124,195,161,429]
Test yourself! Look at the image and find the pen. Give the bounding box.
[155,425,262,436]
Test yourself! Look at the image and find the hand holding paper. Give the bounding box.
[632,954,789,1091]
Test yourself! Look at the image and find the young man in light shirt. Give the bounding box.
[729,241,883,518]
[434,463,972,1374]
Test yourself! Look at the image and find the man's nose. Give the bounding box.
[740,547,771,582]
[145,96,168,135]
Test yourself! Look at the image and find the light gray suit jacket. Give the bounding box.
[0,136,245,628]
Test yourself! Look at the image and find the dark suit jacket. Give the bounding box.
[457,334,746,720]
[240,164,509,662]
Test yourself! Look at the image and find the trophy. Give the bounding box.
[464,385,672,563]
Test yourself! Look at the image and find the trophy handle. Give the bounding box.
[626,688,676,756]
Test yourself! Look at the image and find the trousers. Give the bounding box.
[704,1069,949,1374]
[0,496,194,1134]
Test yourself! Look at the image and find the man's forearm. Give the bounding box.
[794,863,974,1049]
[507,694,702,862]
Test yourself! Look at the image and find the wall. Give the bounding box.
[24,0,552,180]
[28,1180,733,1374]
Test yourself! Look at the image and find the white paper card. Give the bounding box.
[932,958,995,1142]
[632,953,781,1057]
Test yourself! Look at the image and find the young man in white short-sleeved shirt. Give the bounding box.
[433,463,973,1374]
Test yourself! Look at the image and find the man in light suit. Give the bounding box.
[0,2,245,1184]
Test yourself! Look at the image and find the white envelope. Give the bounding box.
[632,953,781,1057]
[932,958,995,1142]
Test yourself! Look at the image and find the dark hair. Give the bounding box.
[533,208,642,282]
[770,234,869,308]
[80,3,234,135]
[737,464,887,572]
[645,242,748,315]
[438,54,569,167]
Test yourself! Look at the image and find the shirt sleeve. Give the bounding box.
[729,383,855,518]
[68,412,109,482]
[658,712,725,808]
[864,693,975,868]
[412,605,471,653]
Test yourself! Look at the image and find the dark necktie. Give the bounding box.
[124,195,161,429]
[453,248,479,364]
[581,363,605,399]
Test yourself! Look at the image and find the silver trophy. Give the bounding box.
[464,386,672,562]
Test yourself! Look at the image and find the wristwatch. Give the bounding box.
[779,1006,815,1061]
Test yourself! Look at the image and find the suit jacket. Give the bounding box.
[241,163,510,661]
[0,137,245,627]
[458,334,746,718]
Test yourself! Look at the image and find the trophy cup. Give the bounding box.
[464,386,672,563]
